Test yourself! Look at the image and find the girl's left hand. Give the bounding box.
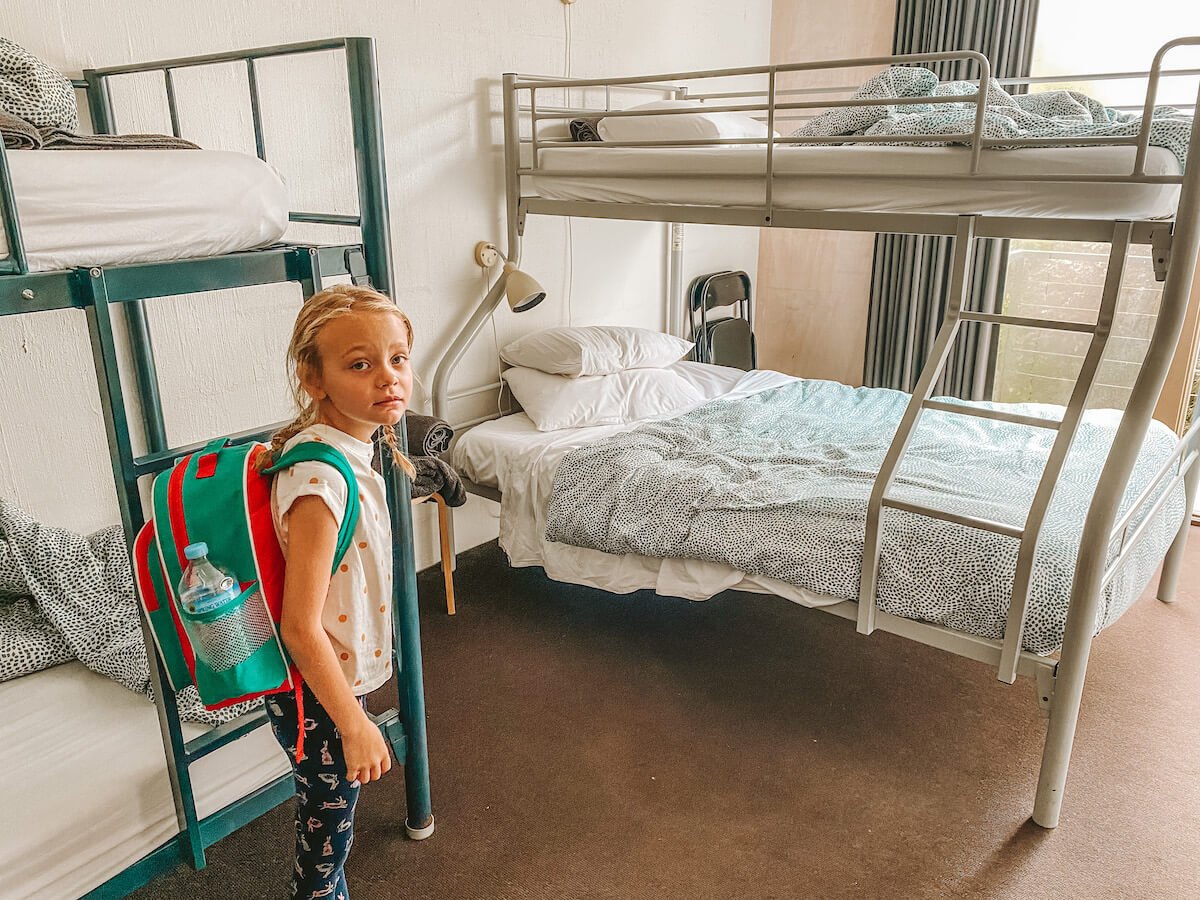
[343,712,392,785]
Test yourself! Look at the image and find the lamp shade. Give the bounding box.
[503,264,547,313]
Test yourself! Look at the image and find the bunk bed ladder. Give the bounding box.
[858,218,1135,686]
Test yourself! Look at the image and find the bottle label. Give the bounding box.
[185,581,240,616]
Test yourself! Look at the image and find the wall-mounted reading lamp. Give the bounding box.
[474,241,546,313]
[431,242,548,421]
[499,261,547,313]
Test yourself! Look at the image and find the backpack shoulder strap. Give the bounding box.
[265,442,362,574]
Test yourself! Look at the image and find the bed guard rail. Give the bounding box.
[505,38,1200,227]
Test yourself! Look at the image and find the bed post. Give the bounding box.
[83,266,208,868]
[1156,419,1200,603]
[345,36,435,837]
[1033,80,1200,829]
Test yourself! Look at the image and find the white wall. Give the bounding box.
[0,0,770,568]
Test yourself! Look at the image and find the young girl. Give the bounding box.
[260,284,416,900]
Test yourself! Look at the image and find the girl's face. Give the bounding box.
[303,308,413,442]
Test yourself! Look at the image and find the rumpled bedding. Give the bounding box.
[0,499,251,725]
[545,379,1185,655]
[793,66,1193,167]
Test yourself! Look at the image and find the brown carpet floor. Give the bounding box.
[133,533,1200,900]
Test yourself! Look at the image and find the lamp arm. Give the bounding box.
[431,270,512,421]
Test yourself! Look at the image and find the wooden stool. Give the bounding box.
[413,491,456,614]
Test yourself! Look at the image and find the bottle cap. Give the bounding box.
[183,542,209,560]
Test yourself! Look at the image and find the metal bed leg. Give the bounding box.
[1157,451,1199,603]
[384,450,435,839]
[1032,601,1097,829]
[83,266,207,868]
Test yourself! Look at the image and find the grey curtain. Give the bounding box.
[864,0,1040,399]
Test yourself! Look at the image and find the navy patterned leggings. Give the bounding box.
[266,683,363,900]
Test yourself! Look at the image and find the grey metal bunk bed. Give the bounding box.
[0,37,432,898]
[433,39,1200,829]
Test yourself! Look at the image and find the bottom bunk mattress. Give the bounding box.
[452,365,1185,655]
[0,662,290,900]
[0,149,289,273]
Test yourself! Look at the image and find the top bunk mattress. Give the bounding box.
[0,149,289,273]
[528,144,1183,220]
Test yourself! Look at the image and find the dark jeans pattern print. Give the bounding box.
[265,683,363,900]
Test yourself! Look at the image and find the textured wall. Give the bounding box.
[0,1,771,566]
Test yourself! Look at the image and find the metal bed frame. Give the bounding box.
[0,37,433,898]
[433,39,1200,829]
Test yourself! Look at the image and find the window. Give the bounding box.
[991,1,1200,422]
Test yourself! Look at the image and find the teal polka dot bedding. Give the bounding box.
[545,379,1185,655]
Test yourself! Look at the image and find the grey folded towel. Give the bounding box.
[38,128,200,150]
[1,108,40,149]
[1,106,201,151]
[412,456,466,507]
[570,118,602,142]
[405,412,453,458]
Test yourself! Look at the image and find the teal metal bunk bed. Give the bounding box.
[0,37,433,899]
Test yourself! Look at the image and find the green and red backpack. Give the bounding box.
[133,436,359,757]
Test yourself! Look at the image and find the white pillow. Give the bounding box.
[500,326,694,377]
[597,100,775,143]
[502,365,705,432]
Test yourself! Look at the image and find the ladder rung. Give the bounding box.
[133,420,291,477]
[959,311,1095,334]
[186,708,270,761]
[923,399,1061,430]
[881,497,1025,539]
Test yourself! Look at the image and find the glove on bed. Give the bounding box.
[405,412,454,458]
[412,456,467,507]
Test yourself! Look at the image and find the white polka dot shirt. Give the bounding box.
[271,424,394,696]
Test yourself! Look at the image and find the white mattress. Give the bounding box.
[453,362,842,607]
[0,149,289,273]
[0,662,290,900]
[529,144,1183,219]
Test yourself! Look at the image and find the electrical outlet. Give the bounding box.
[474,241,501,268]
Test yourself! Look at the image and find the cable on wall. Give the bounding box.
[563,0,575,327]
[485,266,505,419]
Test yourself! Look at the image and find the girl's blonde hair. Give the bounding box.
[262,284,416,479]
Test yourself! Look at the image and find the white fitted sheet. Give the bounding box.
[0,149,289,273]
[529,144,1183,219]
[453,363,838,606]
[0,662,290,900]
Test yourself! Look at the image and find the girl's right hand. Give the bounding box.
[343,714,392,785]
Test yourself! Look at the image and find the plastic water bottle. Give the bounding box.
[179,542,238,617]
[178,542,262,671]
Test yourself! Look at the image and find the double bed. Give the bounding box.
[452,362,1185,658]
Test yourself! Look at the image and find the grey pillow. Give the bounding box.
[0,37,78,131]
